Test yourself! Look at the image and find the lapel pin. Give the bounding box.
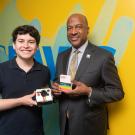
[86,54,91,59]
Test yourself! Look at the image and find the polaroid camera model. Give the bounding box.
[35,88,53,105]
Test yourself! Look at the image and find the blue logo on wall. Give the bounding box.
[0,45,115,80]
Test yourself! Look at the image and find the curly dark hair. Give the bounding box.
[12,25,40,45]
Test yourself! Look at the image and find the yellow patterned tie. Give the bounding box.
[69,50,79,81]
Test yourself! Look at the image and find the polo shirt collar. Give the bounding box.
[9,57,43,71]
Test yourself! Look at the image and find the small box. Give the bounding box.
[59,75,72,92]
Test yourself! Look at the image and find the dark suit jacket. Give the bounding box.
[55,42,124,135]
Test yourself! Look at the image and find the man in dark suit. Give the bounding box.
[52,13,124,135]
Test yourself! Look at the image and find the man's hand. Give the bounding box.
[18,92,37,107]
[51,82,62,96]
[0,92,37,111]
[61,80,92,96]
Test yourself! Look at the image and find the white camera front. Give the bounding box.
[36,88,53,105]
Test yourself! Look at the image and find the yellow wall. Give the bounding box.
[0,0,135,135]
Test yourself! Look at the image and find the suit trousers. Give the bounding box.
[64,117,70,135]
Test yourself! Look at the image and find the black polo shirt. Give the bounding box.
[0,57,50,135]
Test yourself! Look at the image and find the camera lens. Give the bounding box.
[47,89,50,92]
[41,90,48,96]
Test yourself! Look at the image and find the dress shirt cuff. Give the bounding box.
[88,87,92,103]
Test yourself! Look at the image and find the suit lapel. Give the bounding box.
[62,48,72,74]
[75,43,96,80]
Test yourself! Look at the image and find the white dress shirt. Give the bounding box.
[67,40,88,75]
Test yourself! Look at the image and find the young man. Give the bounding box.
[53,13,124,135]
[0,25,50,135]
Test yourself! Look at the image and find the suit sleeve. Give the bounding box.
[46,66,51,87]
[0,66,3,94]
[53,54,61,83]
[88,54,124,107]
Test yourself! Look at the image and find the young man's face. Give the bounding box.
[13,34,38,60]
[67,15,89,49]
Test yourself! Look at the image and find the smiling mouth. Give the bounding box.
[21,50,31,53]
[70,37,79,41]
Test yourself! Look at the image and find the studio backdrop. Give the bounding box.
[0,0,135,135]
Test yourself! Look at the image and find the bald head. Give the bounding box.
[67,13,89,28]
